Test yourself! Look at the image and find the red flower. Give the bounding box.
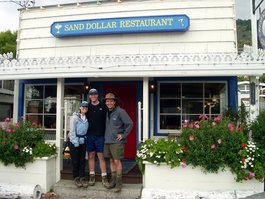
[241,157,246,162]
[237,127,241,132]
[182,146,188,152]
[182,122,188,128]
[15,123,20,127]
[241,143,247,148]
[189,123,194,128]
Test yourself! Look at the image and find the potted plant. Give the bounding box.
[137,115,264,198]
[0,117,57,193]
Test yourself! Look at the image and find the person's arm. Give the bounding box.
[119,109,133,139]
[69,115,79,147]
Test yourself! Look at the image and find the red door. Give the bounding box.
[104,83,137,159]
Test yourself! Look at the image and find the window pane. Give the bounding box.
[160,115,181,130]
[204,100,221,114]
[160,83,181,98]
[182,99,203,114]
[182,115,200,123]
[65,85,83,98]
[45,85,57,98]
[3,80,14,91]
[25,85,43,99]
[44,115,56,129]
[160,99,181,113]
[205,83,225,98]
[45,100,57,113]
[26,100,43,113]
[0,103,13,121]
[28,115,43,126]
[182,83,203,98]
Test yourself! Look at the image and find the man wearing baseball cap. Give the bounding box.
[103,93,133,192]
[85,88,109,188]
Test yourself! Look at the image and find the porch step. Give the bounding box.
[53,180,142,199]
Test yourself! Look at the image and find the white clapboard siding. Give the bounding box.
[19,18,235,39]
[17,0,236,59]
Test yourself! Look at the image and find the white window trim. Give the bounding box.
[157,81,228,134]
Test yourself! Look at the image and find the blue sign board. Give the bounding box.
[51,15,190,37]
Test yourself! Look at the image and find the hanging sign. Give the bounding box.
[51,15,190,38]
[258,9,265,49]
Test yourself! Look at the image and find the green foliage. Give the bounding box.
[236,19,251,51]
[0,117,57,167]
[137,115,265,182]
[0,31,17,57]
[180,117,247,181]
[136,138,183,173]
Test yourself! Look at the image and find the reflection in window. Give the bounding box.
[158,82,227,132]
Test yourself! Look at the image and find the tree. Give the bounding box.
[0,31,17,58]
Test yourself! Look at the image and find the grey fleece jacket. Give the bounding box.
[105,106,133,144]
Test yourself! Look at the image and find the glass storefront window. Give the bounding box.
[158,82,227,132]
[24,84,83,140]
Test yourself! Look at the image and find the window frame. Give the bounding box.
[157,81,228,134]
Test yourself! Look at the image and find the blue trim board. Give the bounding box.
[153,76,238,136]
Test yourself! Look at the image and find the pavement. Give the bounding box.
[241,192,265,199]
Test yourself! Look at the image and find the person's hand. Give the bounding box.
[116,134,122,141]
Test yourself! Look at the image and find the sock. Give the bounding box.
[90,171,95,175]
[101,172,107,177]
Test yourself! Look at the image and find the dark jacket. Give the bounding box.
[105,106,133,144]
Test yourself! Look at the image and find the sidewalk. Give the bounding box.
[241,192,265,199]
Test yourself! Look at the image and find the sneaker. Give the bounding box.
[89,174,95,186]
[80,177,89,188]
[73,177,82,188]
[102,175,110,189]
[108,172,117,189]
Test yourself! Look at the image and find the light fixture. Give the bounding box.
[84,80,90,92]
[149,81,155,93]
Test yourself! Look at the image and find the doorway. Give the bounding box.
[104,83,137,159]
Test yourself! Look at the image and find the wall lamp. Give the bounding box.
[149,81,156,93]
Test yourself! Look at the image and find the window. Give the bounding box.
[158,82,227,133]
[24,84,83,140]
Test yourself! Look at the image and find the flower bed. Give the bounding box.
[137,114,265,198]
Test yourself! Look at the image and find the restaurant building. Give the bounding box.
[0,0,265,182]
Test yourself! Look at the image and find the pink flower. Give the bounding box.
[4,117,10,122]
[189,123,194,128]
[217,138,222,144]
[31,121,37,126]
[214,115,222,122]
[212,122,217,126]
[199,114,208,120]
[15,123,20,127]
[14,144,19,150]
[189,135,194,141]
[180,162,187,168]
[6,128,12,133]
[21,115,27,119]
[2,122,8,128]
[237,127,241,132]
[194,121,200,128]
[227,123,234,132]
[211,144,216,149]
[182,122,188,128]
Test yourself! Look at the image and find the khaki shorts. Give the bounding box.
[104,143,124,160]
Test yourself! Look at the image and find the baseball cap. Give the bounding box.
[80,101,89,107]
[88,88,98,95]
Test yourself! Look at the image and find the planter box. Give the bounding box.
[0,155,57,193]
[142,162,264,199]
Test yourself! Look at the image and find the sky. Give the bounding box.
[0,0,257,32]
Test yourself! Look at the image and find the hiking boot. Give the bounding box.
[73,177,82,188]
[113,175,122,192]
[89,174,95,186]
[109,172,117,189]
[80,177,89,188]
[102,175,110,189]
